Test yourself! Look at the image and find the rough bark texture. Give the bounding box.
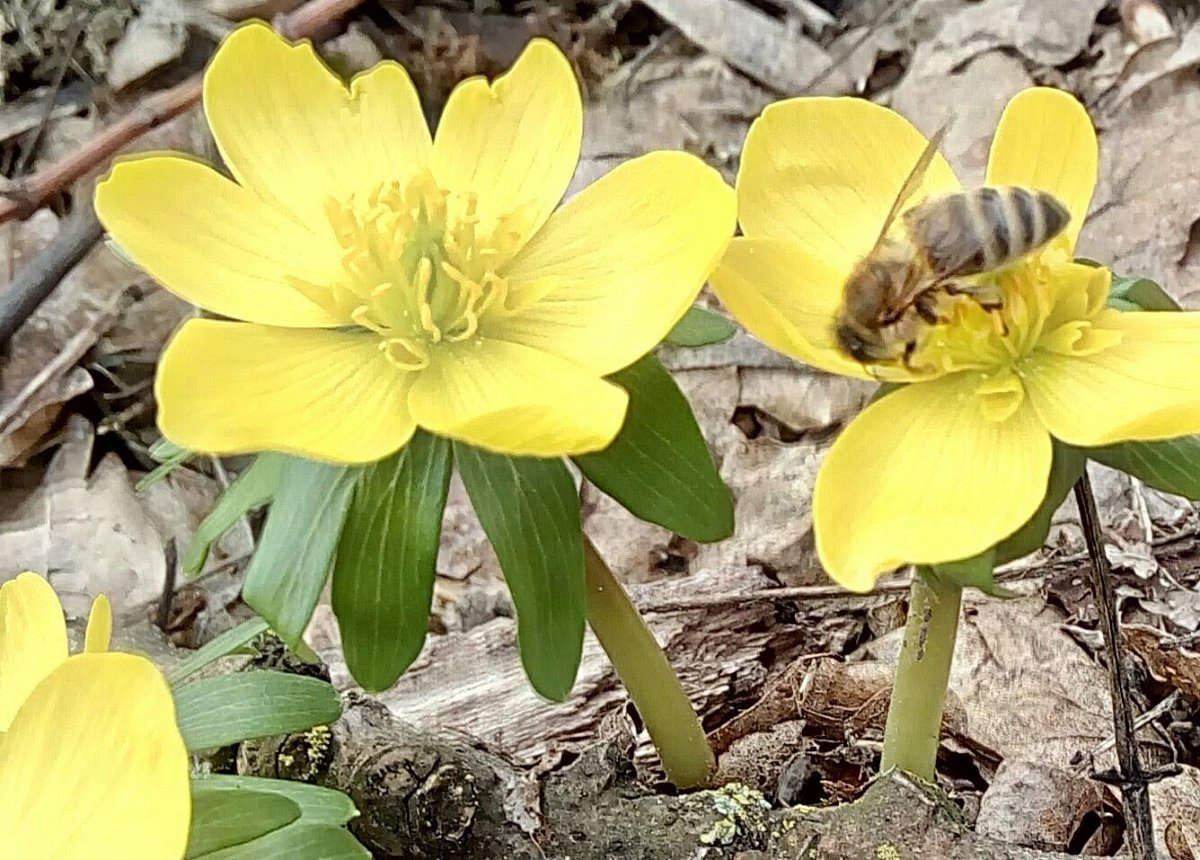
[308,566,877,776]
[238,696,1086,860]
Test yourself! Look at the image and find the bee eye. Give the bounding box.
[836,324,874,363]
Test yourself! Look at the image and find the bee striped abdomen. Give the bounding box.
[904,186,1071,279]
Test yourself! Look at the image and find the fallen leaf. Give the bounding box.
[106,0,191,91]
[976,759,1121,853]
[0,211,141,466]
[1154,768,1200,859]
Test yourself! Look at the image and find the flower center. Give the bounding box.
[899,248,1122,422]
[908,248,1114,376]
[290,171,532,370]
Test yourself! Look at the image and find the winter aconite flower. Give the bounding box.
[711,88,1200,592]
[95,23,734,464]
[0,573,190,859]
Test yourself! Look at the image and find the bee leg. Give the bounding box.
[913,293,943,325]
[903,340,917,368]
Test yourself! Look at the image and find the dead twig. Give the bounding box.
[1073,472,1157,860]
[640,573,912,614]
[0,0,371,225]
[156,540,179,632]
[800,0,907,93]
[0,203,104,349]
[13,14,88,178]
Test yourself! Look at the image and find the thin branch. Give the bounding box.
[156,539,179,632]
[1073,471,1157,860]
[0,0,370,224]
[0,202,103,348]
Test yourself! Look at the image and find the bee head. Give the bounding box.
[835,321,883,364]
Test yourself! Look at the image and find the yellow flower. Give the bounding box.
[0,573,190,859]
[711,88,1200,592]
[95,23,735,464]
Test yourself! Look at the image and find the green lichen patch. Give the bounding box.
[697,782,772,848]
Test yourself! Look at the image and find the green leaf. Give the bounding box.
[994,439,1086,565]
[455,444,585,701]
[136,441,195,491]
[664,306,737,347]
[575,355,733,541]
[150,438,190,463]
[191,775,358,827]
[928,549,1010,597]
[168,616,271,686]
[193,825,369,860]
[1107,274,1180,312]
[332,432,452,691]
[1090,436,1200,499]
[184,455,285,577]
[243,457,359,647]
[174,671,342,751]
[186,787,300,857]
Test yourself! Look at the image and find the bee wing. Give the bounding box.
[870,125,948,252]
[869,125,949,313]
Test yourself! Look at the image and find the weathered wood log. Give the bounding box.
[306,565,884,776]
[238,696,1083,860]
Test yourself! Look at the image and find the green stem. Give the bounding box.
[879,569,962,781]
[583,535,715,788]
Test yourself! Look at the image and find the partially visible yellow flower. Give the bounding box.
[711,88,1200,591]
[95,23,735,464]
[0,573,190,859]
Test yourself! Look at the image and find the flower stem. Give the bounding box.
[879,569,962,781]
[583,535,715,788]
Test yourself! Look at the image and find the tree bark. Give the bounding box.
[238,696,1087,860]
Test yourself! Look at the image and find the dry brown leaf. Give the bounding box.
[105,0,191,91]
[860,596,1112,765]
[890,50,1033,181]
[696,433,828,587]
[205,0,301,21]
[1099,22,1200,112]
[976,759,1121,853]
[636,0,847,94]
[0,211,142,466]
[737,369,872,435]
[1124,624,1200,698]
[0,416,164,617]
[581,54,771,190]
[906,0,1106,78]
[1154,768,1200,858]
[1080,74,1200,307]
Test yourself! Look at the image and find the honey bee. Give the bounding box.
[833,128,1072,367]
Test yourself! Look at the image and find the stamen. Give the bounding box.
[381,338,430,371]
[318,171,521,359]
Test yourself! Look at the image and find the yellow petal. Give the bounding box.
[496,151,735,375]
[96,155,342,327]
[156,320,416,464]
[985,88,1097,251]
[1024,310,1200,445]
[813,374,1052,591]
[204,21,431,226]
[711,237,923,381]
[0,572,68,731]
[737,97,959,276]
[431,39,582,251]
[0,653,190,860]
[408,339,628,456]
[84,595,112,653]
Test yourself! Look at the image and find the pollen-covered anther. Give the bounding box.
[319,170,522,354]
